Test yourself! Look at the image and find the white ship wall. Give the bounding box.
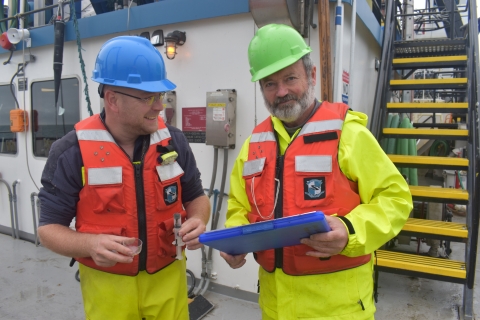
[0,4,381,294]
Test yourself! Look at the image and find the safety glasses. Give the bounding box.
[114,91,165,106]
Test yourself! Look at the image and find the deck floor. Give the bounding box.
[0,224,478,320]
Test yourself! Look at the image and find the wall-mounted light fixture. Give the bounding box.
[151,30,164,47]
[164,30,186,60]
[139,31,150,40]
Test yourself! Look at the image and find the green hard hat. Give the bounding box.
[248,24,312,82]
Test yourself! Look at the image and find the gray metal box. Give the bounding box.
[205,89,236,148]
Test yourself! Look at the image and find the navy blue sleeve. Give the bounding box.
[168,125,206,203]
[38,130,83,227]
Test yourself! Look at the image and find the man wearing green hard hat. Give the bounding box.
[221,24,412,319]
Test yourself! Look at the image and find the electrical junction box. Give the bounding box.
[205,89,236,148]
[161,91,176,127]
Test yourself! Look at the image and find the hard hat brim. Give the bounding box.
[250,48,312,82]
[92,78,177,93]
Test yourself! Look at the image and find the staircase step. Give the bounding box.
[383,128,468,140]
[393,39,467,58]
[392,55,467,69]
[409,185,469,204]
[387,102,468,113]
[388,155,468,170]
[390,78,468,90]
[402,218,468,240]
[376,250,466,283]
[412,123,459,129]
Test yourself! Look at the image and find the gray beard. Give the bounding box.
[263,82,316,123]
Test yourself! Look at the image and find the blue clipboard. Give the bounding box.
[199,211,330,255]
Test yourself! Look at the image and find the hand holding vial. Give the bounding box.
[122,238,142,255]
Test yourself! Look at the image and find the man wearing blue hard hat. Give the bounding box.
[38,36,210,319]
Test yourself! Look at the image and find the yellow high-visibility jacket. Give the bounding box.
[226,108,413,320]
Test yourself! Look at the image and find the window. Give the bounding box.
[31,78,80,157]
[0,84,18,155]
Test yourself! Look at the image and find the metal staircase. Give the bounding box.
[370,0,479,318]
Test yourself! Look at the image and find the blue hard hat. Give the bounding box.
[92,36,176,93]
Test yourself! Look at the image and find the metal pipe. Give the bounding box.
[199,259,213,295]
[192,248,207,295]
[207,147,218,199]
[348,0,356,106]
[200,148,229,296]
[19,0,25,29]
[0,2,85,24]
[194,146,220,295]
[30,192,39,246]
[0,178,15,238]
[12,180,20,239]
[299,0,305,36]
[36,197,41,244]
[210,148,229,244]
[333,0,344,102]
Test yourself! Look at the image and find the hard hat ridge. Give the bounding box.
[92,36,176,93]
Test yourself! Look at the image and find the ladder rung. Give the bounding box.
[383,128,469,140]
[409,185,469,204]
[390,78,468,90]
[376,250,466,280]
[392,56,467,69]
[393,56,467,64]
[388,155,468,170]
[387,102,468,113]
[412,123,459,129]
[402,218,468,239]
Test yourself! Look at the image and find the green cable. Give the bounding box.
[0,0,5,32]
[429,140,449,156]
[70,0,93,116]
[456,171,465,189]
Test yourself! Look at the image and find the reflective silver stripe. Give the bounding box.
[156,162,184,182]
[250,132,276,143]
[243,158,266,177]
[295,155,332,173]
[298,119,344,137]
[88,167,123,185]
[77,129,115,143]
[150,128,171,145]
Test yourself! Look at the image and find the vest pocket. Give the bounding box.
[157,211,187,258]
[294,155,334,209]
[76,223,126,236]
[89,184,126,214]
[243,157,267,207]
[154,163,184,211]
[87,166,125,214]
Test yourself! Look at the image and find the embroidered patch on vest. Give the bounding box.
[304,177,326,200]
[164,182,178,204]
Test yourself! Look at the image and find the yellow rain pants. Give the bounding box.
[259,260,376,320]
[78,259,188,320]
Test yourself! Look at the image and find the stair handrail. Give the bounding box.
[465,0,480,291]
[370,0,400,138]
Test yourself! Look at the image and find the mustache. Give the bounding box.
[274,94,298,106]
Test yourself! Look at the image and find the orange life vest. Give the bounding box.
[243,102,371,275]
[74,115,186,276]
